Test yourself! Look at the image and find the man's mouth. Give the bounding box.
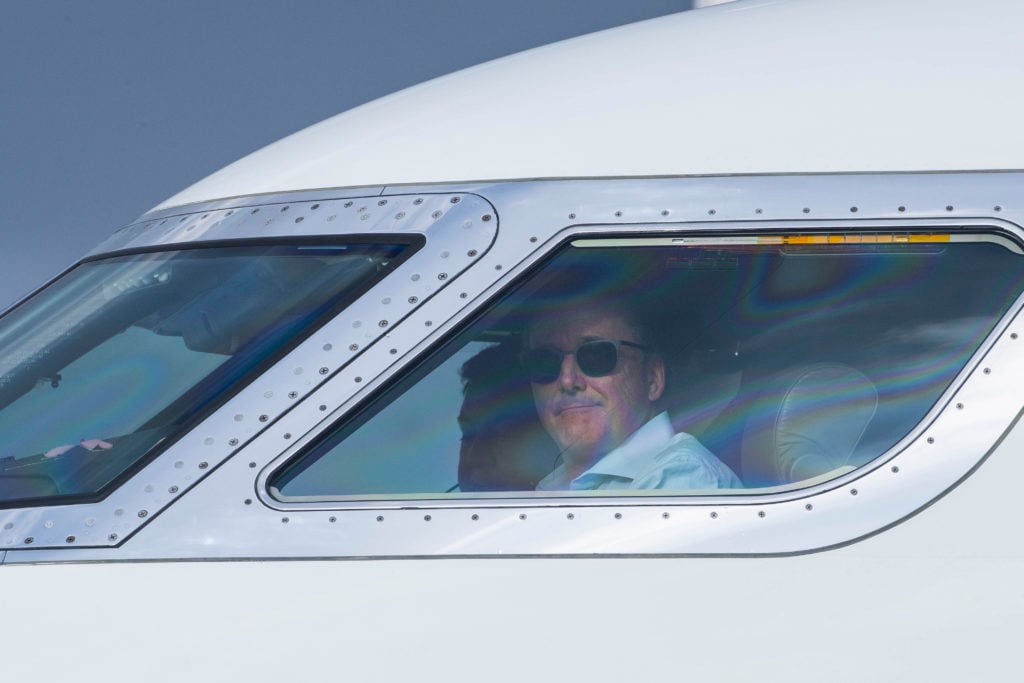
[553,400,601,416]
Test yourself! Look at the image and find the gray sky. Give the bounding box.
[0,0,692,309]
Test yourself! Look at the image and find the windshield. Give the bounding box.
[0,240,411,506]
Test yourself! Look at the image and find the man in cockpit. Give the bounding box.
[522,304,741,491]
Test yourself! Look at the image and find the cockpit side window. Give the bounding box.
[0,240,415,506]
[270,233,1024,501]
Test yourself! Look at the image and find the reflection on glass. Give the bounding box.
[0,241,411,505]
[271,237,1024,500]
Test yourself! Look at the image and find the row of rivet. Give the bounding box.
[565,205,1007,220]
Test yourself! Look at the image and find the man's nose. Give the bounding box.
[557,353,586,391]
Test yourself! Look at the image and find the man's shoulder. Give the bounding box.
[637,432,742,489]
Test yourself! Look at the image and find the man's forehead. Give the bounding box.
[527,308,635,345]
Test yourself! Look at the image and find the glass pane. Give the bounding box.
[271,235,1024,500]
[0,241,412,505]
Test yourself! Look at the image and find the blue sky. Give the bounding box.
[0,0,692,308]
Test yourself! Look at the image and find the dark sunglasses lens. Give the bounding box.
[575,340,619,377]
[522,348,562,384]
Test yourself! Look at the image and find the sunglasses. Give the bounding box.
[521,339,647,384]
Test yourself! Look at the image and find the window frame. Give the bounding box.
[262,220,1024,511]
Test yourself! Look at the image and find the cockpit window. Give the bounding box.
[0,240,413,506]
[271,233,1024,501]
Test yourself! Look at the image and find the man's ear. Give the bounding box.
[647,354,665,402]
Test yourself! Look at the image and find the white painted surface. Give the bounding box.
[2,412,1021,682]
[159,0,1024,211]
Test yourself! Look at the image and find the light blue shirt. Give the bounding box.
[536,412,741,491]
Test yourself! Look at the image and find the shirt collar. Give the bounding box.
[536,412,673,490]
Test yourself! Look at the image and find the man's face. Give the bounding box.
[527,311,664,472]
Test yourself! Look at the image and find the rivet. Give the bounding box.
[530,236,538,243]
[44,520,53,529]
[3,523,11,530]
[984,367,992,374]
[280,206,289,212]
[138,510,148,518]
[661,210,670,216]
[413,198,424,205]
[66,535,75,544]
[329,516,337,523]
[471,514,479,521]
[802,207,811,214]
[198,461,209,469]
[355,377,363,383]
[411,274,421,281]
[1012,332,1019,340]
[114,509,124,516]
[390,349,397,355]
[850,488,858,496]
[283,433,291,440]
[425,321,433,327]
[228,438,238,446]
[263,390,274,398]
[850,206,858,213]
[460,292,468,299]
[319,367,329,375]
[482,214,492,222]
[23,537,33,545]
[249,462,257,468]
[251,208,260,214]
[432,211,443,219]
[568,213,577,219]
[108,533,118,542]
[378,199,387,206]
[956,402,964,409]
[566,513,575,520]
[946,205,954,211]
[169,485,179,493]
[259,414,269,422]
[376,515,384,522]
[805,503,813,511]
[450,196,461,204]
[234,414,244,422]
[995,205,1003,212]
[898,206,907,212]
[758,510,766,518]
[438,273,448,280]
[708,209,716,215]
[144,484,154,493]
[614,512,623,519]
[323,343,333,351]
[319,405,327,411]
[755,208,763,214]
[344,201,353,208]
[495,265,502,271]
[467,250,478,257]
[281,517,289,524]
[927,437,935,444]
[519,513,527,520]
[408,296,419,304]
[311,204,320,210]
[891,465,900,473]
[294,216,304,224]
[395,212,405,219]
[710,511,718,519]
[424,515,432,521]
[288,391,298,399]
[349,344,359,351]
[382,297,391,304]
[662,512,670,519]
[614,210,623,217]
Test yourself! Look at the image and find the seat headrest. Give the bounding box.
[741,363,878,487]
